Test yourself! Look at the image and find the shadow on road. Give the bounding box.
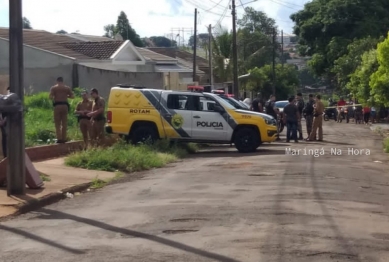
[308,157,361,261]
[6,208,240,262]
[193,148,286,158]
[0,224,85,254]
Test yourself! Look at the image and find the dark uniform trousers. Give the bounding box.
[305,114,313,138]
[54,104,68,141]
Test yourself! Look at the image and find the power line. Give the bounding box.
[214,0,231,28]
[205,0,225,11]
[182,0,230,15]
[269,0,301,11]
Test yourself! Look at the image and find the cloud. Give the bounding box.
[0,0,310,38]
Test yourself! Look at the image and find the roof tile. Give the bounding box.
[0,27,93,59]
[58,41,124,60]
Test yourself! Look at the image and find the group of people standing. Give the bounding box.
[249,93,324,143]
[49,77,106,149]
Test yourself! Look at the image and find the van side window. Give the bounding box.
[167,94,188,110]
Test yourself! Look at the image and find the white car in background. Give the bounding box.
[275,100,289,113]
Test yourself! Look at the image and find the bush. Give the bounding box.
[65,140,197,172]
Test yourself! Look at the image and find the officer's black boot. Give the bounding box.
[299,133,303,140]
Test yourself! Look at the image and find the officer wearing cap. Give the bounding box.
[74,90,93,149]
[87,88,106,145]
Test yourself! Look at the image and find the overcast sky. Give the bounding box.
[0,0,309,39]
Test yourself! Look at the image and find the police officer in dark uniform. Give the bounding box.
[251,93,263,112]
[295,93,305,140]
[303,94,315,139]
[265,95,280,139]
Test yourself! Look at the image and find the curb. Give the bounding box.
[0,182,92,222]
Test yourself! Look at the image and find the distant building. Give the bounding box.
[276,33,296,46]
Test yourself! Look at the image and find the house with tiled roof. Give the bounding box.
[0,28,196,98]
[147,47,211,84]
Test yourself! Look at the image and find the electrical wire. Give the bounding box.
[206,0,226,11]
[269,0,301,11]
[182,0,229,15]
[214,0,231,29]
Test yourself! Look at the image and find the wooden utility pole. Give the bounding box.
[272,27,276,96]
[8,0,26,195]
[193,8,197,82]
[208,24,213,87]
[232,0,239,98]
[281,30,284,67]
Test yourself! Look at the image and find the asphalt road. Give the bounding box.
[1,120,389,262]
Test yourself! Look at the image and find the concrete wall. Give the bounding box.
[77,64,164,99]
[0,39,74,93]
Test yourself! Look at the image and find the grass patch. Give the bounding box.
[39,173,51,182]
[65,140,197,173]
[89,171,125,189]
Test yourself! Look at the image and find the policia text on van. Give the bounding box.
[105,85,278,153]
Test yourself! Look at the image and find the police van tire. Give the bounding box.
[131,125,158,145]
[234,127,259,153]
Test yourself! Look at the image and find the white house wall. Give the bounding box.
[0,38,74,93]
[113,44,142,62]
[77,64,164,99]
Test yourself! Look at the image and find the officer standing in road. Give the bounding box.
[265,95,280,140]
[251,93,263,112]
[75,90,93,149]
[307,94,324,141]
[49,77,74,143]
[295,93,305,140]
[303,94,315,139]
[87,88,106,145]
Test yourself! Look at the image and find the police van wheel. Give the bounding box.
[131,126,158,145]
[234,127,259,153]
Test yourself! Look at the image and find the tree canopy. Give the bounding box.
[23,17,32,29]
[146,36,177,47]
[291,0,389,75]
[103,11,143,47]
[247,64,299,99]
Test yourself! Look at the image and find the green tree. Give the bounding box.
[369,34,389,106]
[148,36,176,47]
[298,68,320,87]
[211,26,233,82]
[332,37,381,91]
[347,49,378,105]
[247,64,299,99]
[23,17,32,29]
[56,30,68,34]
[188,33,209,48]
[291,0,389,77]
[236,8,280,75]
[103,24,115,38]
[238,7,277,36]
[237,28,273,74]
[114,11,143,47]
